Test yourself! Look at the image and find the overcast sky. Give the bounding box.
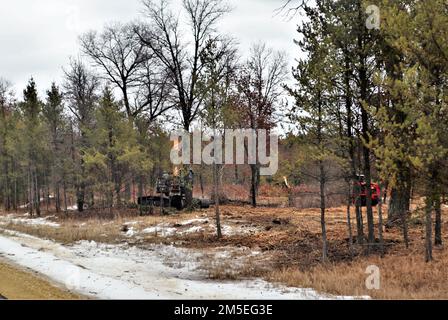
[0,0,299,97]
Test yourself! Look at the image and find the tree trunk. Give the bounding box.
[357,1,374,250]
[346,183,354,258]
[199,165,205,199]
[378,183,385,257]
[138,175,144,216]
[77,182,85,213]
[401,205,410,249]
[13,166,17,212]
[3,159,10,211]
[183,164,194,210]
[213,162,222,239]
[250,164,257,208]
[362,136,375,249]
[434,193,442,246]
[234,165,239,184]
[45,176,50,213]
[354,148,365,245]
[76,150,86,213]
[28,168,33,216]
[159,183,164,215]
[343,49,364,246]
[46,184,50,213]
[63,180,68,215]
[125,181,131,203]
[388,169,411,225]
[34,170,41,217]
[319,160,328,262]
[185,180,193,210]
[115,174,121,207]
[388,184,411,223]
[425,194,433,262]
[55,183,61,213]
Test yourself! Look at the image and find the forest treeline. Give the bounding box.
[0,0,288,215]
[283,0,448,262]
[0,0,447,262]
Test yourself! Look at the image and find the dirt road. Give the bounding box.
[0,259,82,300]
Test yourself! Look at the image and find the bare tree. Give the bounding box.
[81,22,175,123]
[135,57,176,123]
[137,0,231,208]
[0,79,14,106]
[136,0,231,131]
[80,23,147,119]
[81,22,176,204]
[235,43,288,207]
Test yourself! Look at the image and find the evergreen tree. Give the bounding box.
[287,10,346,261]
[20,78,47,216]
[43,83,65,212]
[63,59,99,212]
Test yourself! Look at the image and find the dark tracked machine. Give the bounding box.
[137,171,210,211]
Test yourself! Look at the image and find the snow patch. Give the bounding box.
[182,226,204,234]
[180,218,209,226]
[125,227,137,237]
[142,226,177,237]
[0,214,60,228]
[124,221,141,226]
[0,230,369,300]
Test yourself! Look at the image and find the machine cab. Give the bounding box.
[353,174,381,207]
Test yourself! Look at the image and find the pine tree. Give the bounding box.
[43,83,65,212]
[198,37,237,238]
[20,78,47,216]
[0,79,16,211]
[63,59,99,212]
[85,87,152,211]
[286,11,345,261]
[373,0,448,261]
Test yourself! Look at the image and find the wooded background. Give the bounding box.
[0,0,446,262]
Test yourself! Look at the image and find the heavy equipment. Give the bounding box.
[137,170,210,211]
[353,174,381,207]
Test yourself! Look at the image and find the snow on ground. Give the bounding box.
[0,228,367,300]
[0,214,60,228]
[142,225,177,237]
[124,221,141,226]
[125,227,137,237]
[183,226,204,234]
[180,218,209,226]
[124,216,260,239]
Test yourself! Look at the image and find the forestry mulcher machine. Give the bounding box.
[137,170,210,211]
[352,174,381,207]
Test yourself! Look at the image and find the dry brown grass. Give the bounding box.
[268,245,448,299]
[0,210,210,244]
[1,201,447,299]
[196,248,277,280]
[3,220,124,244]
[153,204,448,299]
